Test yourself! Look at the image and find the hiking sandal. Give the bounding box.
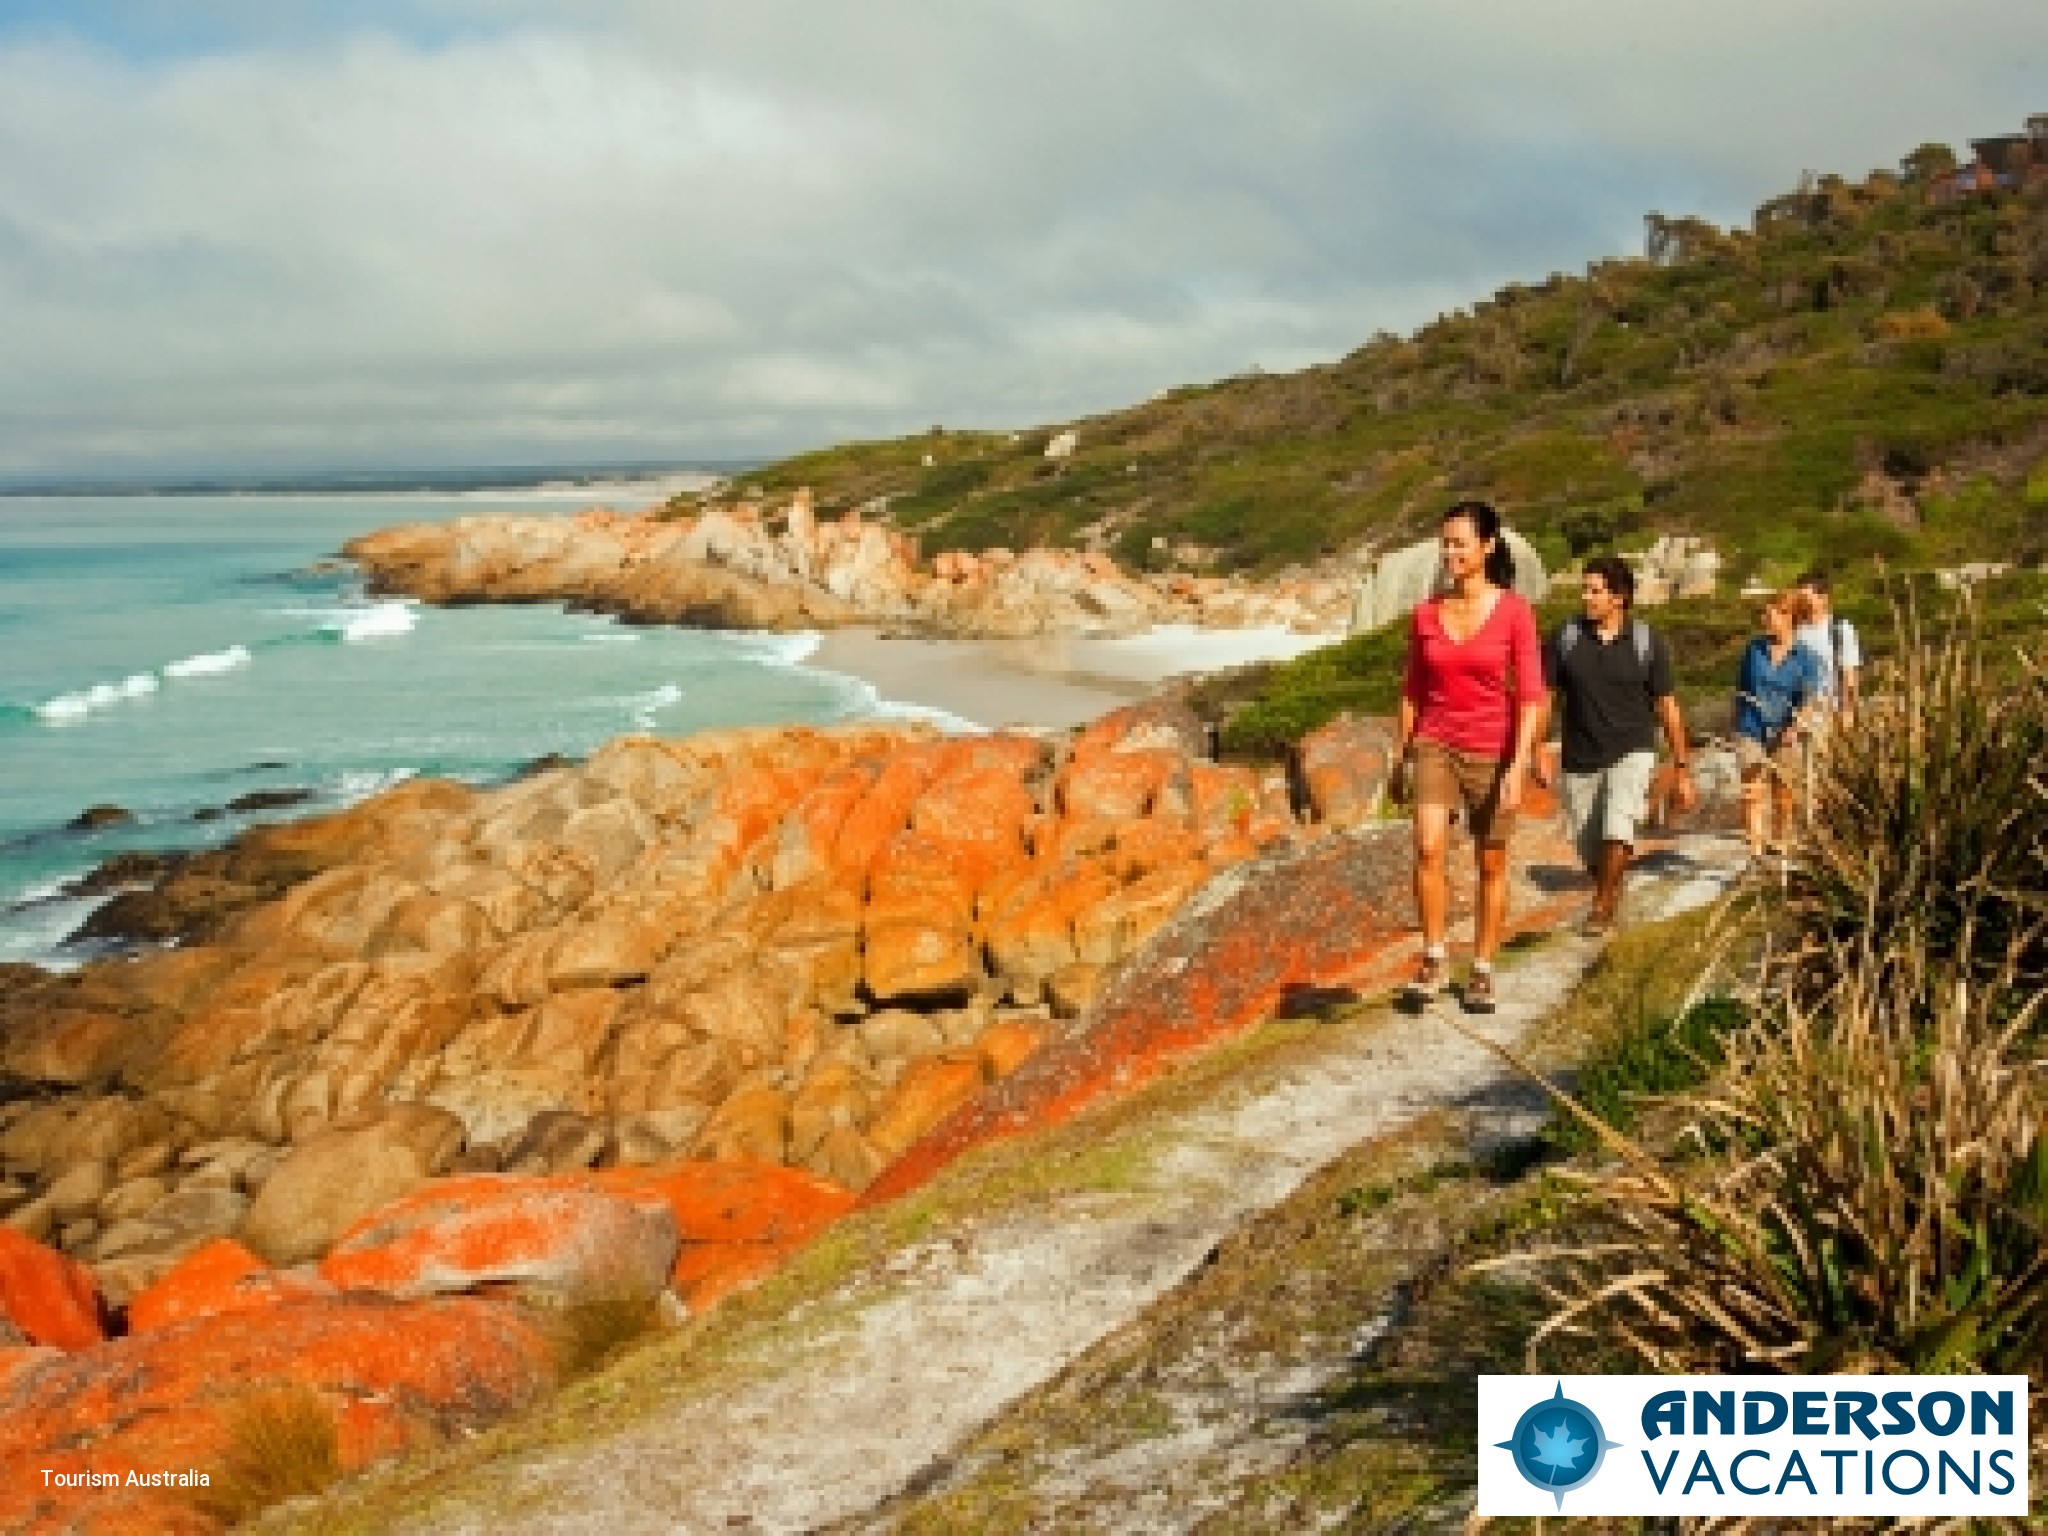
[1462,967,1498,1014]
[1401,952,1447,1007]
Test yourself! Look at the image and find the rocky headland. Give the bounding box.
[0,693,1441,1531]
[344,491,1352,637]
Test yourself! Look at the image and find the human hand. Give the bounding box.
[1498,759,1526,813]
[1673,768,1700,815]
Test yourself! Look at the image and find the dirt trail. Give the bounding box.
[357,835,1743,1536]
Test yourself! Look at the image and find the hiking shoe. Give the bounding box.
[1400,953,1447,1008]
[1462,967,1498,1014]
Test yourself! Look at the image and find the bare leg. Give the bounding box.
[1475,842,1511,962]
[1771,781,1796,849]
[1741,766,1769,854]
[1413,804,1450,948]
[1592,840,1631,921]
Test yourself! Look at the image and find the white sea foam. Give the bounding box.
[34,672,161,724]
[580,630,641,645]
[629,683,686,729]
[726,630,824,668]
[323,601,418,643]
[826,675,985,735]
[164,644,253,678]
[334,767,417,803]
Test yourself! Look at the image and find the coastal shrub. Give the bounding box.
[1495,607,2047,1374]
[193,1387,344,1526]
[1781,593,2048,1007]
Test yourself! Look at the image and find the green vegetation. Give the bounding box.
[196,1388,345,1528]
[1511,610,2048,1378]
[729,149,2048,589]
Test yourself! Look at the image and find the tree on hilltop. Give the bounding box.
[1900,142,1959,184]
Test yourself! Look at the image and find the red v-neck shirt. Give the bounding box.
[1401,589,1547,759]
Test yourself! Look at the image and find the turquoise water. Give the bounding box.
[0,490,897,966]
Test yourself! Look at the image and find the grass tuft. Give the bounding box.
[1493,604,2048,1376]
[542,1291,667,1380]
[194,1387,344,1528]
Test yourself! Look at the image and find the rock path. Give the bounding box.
[385,833,1744,1536]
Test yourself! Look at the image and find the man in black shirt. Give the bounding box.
[1532,555,1697,935]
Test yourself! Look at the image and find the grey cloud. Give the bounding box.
[0,1,2043,477]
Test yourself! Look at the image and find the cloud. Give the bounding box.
[0,1,2042,477]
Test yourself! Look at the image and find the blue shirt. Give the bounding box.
[1735,637,1824,744]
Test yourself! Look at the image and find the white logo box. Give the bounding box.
[1479,1374,2030,1517]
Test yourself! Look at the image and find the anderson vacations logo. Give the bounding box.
[1479,1375,2029,1517]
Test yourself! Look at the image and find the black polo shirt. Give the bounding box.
[1541,617,1675,773]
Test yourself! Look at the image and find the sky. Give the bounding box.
[0,1,2042,481]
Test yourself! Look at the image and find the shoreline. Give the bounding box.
[807,623,1343,732]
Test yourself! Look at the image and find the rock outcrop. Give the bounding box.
[345,500,1351,639]
[0,705,1304,1307]
[0,696,1627,1529]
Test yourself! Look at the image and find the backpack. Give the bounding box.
[1555,615,1654,672]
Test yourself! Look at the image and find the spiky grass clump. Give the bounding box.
[1496,599,2048,1376]
[193,1387,344,1527]
[1781,591,2048,1009]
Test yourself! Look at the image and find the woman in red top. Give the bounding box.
[1390,500,1547,1013]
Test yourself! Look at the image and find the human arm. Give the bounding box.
[1498,599,1548,811]
[1391,696,1418,804]
[1530,627,1560,787]
[1655,694,1698,813]
[1391,614,1425,803]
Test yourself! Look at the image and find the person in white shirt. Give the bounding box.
[1795,570,1861,719]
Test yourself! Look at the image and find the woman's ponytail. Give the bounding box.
[1445,499,1517,590]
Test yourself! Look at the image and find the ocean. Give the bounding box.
[0,485,946,968]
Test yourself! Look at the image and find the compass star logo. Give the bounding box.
[1496,1382,1622,1509]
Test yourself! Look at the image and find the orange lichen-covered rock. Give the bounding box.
[866,825,1419,1206]
[1057,749,1177,821]
[909,763,1037,886]
[125,1238,332,1336]
[593,1161,856,1311]
[1188,759,1261,833]
[319,1175,679,1305]
[1294,716,1396,829]
[867,1052,989,1161]
[863,919,981,1003]
[865,831,979,929]
[667,1239,797,1314]
[0,1294,553,1536]
[829,745,946,877]
[590,1159,853,1248]
[982,861,1120,986]
[977,1019,1046,1080]
[0,1227,105,1350]
[1106,817,1205,880]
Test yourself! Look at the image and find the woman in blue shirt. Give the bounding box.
[1732,590,1825,856]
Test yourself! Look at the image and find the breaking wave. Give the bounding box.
[163,645,253,678]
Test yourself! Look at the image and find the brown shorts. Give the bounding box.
[1413,738,1515,848]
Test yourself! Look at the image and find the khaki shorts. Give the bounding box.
[1735,733,1805,780]
[1561,750,1656,870]
[1413,739,1515,848]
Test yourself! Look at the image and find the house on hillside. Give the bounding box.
[1931,114,2048,201]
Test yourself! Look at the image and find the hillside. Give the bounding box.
[734,141,2048,586]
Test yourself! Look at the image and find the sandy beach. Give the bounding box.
[808,623,1344,731]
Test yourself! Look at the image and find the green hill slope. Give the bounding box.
[738,145,2048,585]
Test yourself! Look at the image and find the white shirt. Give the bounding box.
[1796,614,1862,701]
